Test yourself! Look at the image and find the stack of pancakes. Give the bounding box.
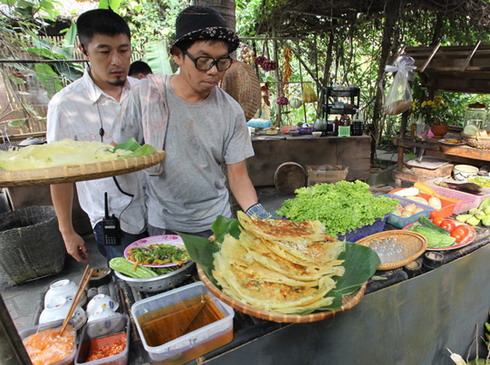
[213,212,345,314]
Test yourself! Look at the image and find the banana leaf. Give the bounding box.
[143,40,174,76]
[113,138,157,158]
[180,215,381,312]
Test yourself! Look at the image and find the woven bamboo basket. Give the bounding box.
[356,230,427,270]
[197,265,366,323]
[0,150,165,187]
[461,132,490,150]
[0,206,65,285]
[221,61,261,121]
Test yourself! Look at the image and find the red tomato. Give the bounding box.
[432,217,444,226]
[450,231,464,243]
[440,219,456,232]
[450,226,470,243]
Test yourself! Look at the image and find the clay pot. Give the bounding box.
[430,123,449,139]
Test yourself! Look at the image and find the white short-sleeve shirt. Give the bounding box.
[47,70,147,234]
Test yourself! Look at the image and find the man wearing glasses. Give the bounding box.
[114,6,272,239]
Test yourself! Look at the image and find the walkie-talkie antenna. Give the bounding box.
[104,192,109,219]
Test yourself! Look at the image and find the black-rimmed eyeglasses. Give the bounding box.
[183,50,233,72]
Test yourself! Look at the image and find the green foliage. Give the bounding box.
[119,0,188,58]
[98,0,121,12]
[277,180,399,237]
[143,40,174,76]
[236,0,490,139]
[34,63,63,97]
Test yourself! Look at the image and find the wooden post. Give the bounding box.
[371,0,400,164]
[272,33,282,126]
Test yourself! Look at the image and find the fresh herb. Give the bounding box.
[276,181,399,237]
[128,244,190,265]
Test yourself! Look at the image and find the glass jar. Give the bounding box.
[464,103,487,129]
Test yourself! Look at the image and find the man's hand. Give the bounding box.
[245,203,276,219]
[62,231,89,263]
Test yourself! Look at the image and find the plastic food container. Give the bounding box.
[426,178,490,214]
[389,189,457,219]
[337,215,389,242]
[75,314,129,365]
[19,319,77,365]
[131,281,234,364]
[381,194,434,228]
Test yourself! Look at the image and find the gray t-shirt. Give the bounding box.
[115,76,254,232]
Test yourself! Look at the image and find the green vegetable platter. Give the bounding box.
[123,234,190,267]
[179,215,381,322]
[403,219,476,251]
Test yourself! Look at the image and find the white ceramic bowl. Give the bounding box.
[39,296,86,330]
[86,294,119,317]
[87,307,119,323]
[44,279,86,308]
[312,131,322,138]
[453,164,479,181]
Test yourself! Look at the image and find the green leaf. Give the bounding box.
[211,215,241,243]
[34,63,63,98]
[114,137,141,152]
[63,21,77,47]
[98,0,121,12]
[179,232,220,285]
[123,144,157,158]
[8,119,26,128]
[143,40,173,76]
[114,138,157,157]
[334,242,380,295]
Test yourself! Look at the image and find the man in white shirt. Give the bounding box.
[47,9,147,262]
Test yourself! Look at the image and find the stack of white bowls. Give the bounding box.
[40,279,87,330]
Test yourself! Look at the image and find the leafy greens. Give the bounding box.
[276,181,398,237]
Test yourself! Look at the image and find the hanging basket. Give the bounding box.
[221,61,261,121]
[0,206,66,285]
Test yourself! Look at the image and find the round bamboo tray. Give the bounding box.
[356,230,427,270]
[197,265,367,323]
[0,150,165,187]
[221,61,261,121]
[461,132,490,150]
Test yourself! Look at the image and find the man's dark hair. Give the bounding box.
[77,9,130,51]
[128,61,153,77]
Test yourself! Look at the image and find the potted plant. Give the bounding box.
[411,95,452,138]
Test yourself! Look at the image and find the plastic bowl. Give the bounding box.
[453,164,479,181]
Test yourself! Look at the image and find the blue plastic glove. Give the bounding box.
[245,203,276,219]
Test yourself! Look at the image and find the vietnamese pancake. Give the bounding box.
[238,211,337,265]
[212,213,345,314]
[239,230,343,282]
[0,139,132,171]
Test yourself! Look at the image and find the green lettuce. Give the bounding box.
[276,181,398,237]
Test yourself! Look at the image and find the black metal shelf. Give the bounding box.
[321,86,361,120]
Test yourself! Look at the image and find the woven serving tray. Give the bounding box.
[461,132,490,150]
[0,150,165,187]
[197,265,367,323]
[356,230,427,270]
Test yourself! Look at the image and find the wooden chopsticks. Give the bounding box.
[59,265,94,334]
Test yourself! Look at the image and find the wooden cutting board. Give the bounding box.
[405,156,450,170]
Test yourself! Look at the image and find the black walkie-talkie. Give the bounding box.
[102,192,120,245]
